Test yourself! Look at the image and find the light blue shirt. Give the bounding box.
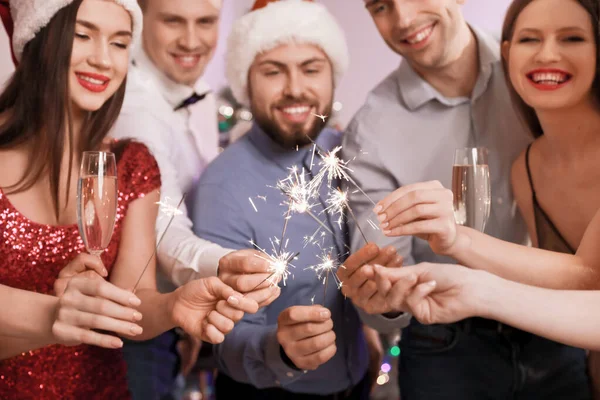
[191,124,368,394]
[343,26,532,332]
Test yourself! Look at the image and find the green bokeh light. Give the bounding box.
[390,346,400,357]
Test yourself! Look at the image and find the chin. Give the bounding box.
[73,97,106,113]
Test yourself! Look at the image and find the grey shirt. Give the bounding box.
[343,26,532,332]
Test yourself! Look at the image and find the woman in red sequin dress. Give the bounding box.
[0,0,261,399]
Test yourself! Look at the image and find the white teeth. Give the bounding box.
[406,26,433,44]
[177,56,198,65]
[531,72,568,84]
[78,75,105,85]
[283,106,310,115]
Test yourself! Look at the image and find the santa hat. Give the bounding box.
[0,0,16,65]
[226,0,349,107]
[10,0,143,61]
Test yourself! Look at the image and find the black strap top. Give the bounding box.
[525,144,576,254]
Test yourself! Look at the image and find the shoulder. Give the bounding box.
[198,135,258,189]
[345,67,404,143]
[114,140,161,194]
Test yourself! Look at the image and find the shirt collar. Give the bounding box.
[247,123,342,173]
[397,25,501,110]
[133,48,211,109]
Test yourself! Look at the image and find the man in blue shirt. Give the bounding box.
[191,1,402,398]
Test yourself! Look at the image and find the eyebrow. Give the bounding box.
[258,57,328,68]
[517,26,588,35]
[158,12,219,22]
[76,20,132,37]
[365,0,380,8]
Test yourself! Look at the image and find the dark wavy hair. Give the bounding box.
[501,0,600,138]
[0,0,128,218]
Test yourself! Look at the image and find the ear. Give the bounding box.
[501,40,510,62]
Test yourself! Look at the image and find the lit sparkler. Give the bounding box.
[247,238,298,291]
[324,188,369,243]
[156,197,184,218]
[305,249,345,304]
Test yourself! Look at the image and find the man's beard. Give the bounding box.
[253,102,333,150]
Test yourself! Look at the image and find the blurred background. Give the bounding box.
[0,1,514,399]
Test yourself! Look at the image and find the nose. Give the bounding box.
[283,70,304,99]
[178,24,201,51]
[393,0,418,30]
[88,40,111,70]
[535,38,561,64]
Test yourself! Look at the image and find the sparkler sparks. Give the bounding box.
[305,249,345,304]
[156,197,184,218]
[250,238,298,288]
[311,112,328,123]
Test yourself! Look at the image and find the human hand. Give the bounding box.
[218,249,281,307]
[373,262,485,325]
[53,272,143,348]
[170,277,271,344]
[374,181,460,256]
[277,305,336,371]
[54,253,109,296]
[336,243,404,314]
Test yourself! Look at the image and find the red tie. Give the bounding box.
[0,0,17,66]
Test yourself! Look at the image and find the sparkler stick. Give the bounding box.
[245,239,299,293]
[133,194,187,292]
[325,188,369,244]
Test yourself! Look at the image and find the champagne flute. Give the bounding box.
[77,151,118,257]
[451,147,491,232]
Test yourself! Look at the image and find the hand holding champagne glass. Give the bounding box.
[451,148,491,233]
[77,151,118,257]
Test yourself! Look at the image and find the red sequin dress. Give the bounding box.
[0,142,161,399]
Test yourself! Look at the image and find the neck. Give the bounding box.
[536,99,600,163]
[411,24,479,98]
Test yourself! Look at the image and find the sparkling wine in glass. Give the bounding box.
[451,147,491,232]
[77,151,118,257]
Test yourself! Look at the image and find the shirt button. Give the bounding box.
[286,372,294,378]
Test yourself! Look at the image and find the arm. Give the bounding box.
[192,182,302,388]
[376,263,600,351]
[376,181,599,290]
[341,119,412,331]
[112,104,231,284]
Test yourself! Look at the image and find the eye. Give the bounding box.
[373,4,387,14]
[517,37,538,44]
[112,42,129,49]
[564,35,585,43]
[75,32,90,40]
[264,70,280,77]
[305,69,320,75]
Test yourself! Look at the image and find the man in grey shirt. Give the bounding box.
[340,1,591,399]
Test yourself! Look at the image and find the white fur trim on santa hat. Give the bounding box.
[11,0,143,61]
[226,0,349,107]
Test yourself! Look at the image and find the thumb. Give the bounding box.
[206,277,259,314]
[373,265,393,296]
[406,281,437,315]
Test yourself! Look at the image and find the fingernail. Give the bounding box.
[112,339,123,348]
[320,310,331,319]
[395,256,403,263]
[129,297,141,307]
[130,325,143,335]
[427,281,437,287]
[377,213,387,222]
[383,230,392,235]
[271,286,280,294]
[381,222,389,229]
[228,296,240,305]
[133,312,143,321]
[373,205,383,213]
[386,247,396,254]
[102,268,108,277]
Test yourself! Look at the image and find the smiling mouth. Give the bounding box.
[527,71,572,86]
[401,24,435,46]
[172,54,201,68]
[277,104,315,124]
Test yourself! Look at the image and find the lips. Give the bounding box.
[76,72,110,93]
[526,69,572,91]
[277,104,314,124]
[401,23,435,49]
[172,54,201,68]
